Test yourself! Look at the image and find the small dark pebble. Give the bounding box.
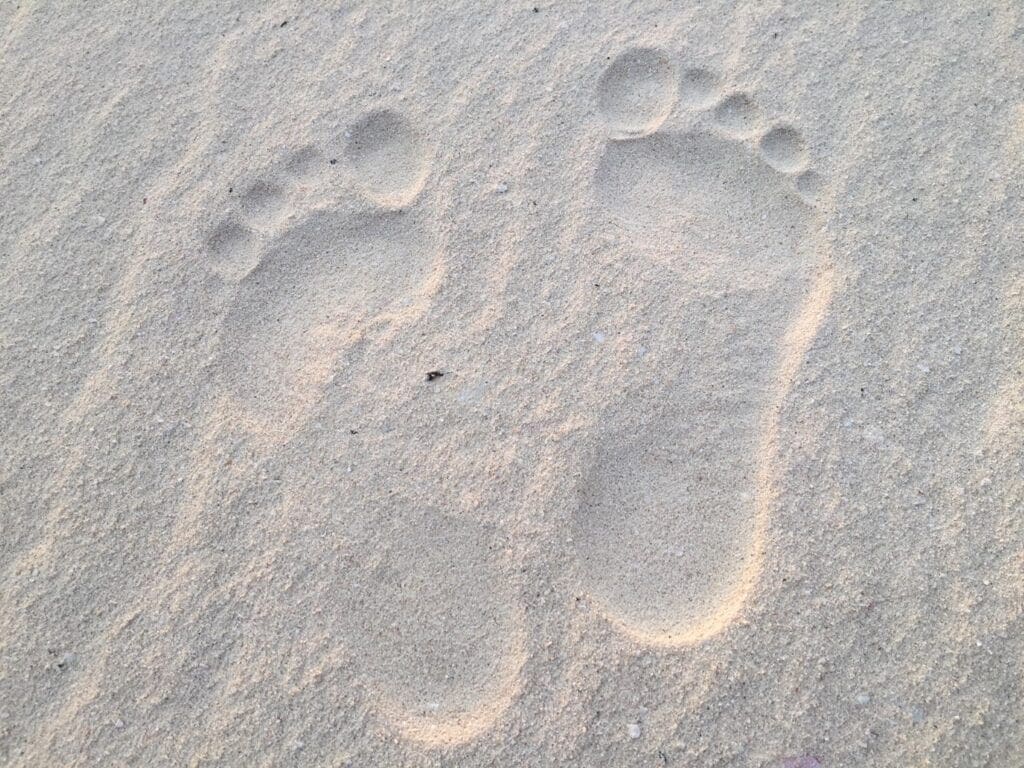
[426,371,444,381]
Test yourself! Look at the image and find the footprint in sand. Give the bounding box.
[572,49,835,647]
[332,502,526,746]
[203,109,435,432]
[199,111,524,746]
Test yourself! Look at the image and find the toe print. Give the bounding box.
[238,177,288,222]
[760,125,809,173]
[574,53,835,647]
[344,109,430,207]
[713,92,760,135]
[596,48,678,139]
[206,220,257,281]
[678,67,719,108]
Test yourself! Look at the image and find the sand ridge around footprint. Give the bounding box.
[572,48,836,647]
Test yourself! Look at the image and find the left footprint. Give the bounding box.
[336,503,526,746]
[204,110,437,432]
[196,112,524,747]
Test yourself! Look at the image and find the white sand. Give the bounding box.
[1,3,1021,766]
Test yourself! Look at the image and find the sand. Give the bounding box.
[0,2,1021,766]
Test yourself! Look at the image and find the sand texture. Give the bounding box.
[1,2,1022,766]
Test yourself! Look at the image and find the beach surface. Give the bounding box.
[1,3,1022,765]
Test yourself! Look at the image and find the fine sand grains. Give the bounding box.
[0,3,1021,767]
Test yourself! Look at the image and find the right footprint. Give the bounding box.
[573,49,835,647]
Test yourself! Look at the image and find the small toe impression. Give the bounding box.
[206,220,257,281]
[239,178,288,221]
[679,68,719,108]
[283,145,327,180]
[713,92,760,136]
[597,48,678,139]
[796,169,824,204]
[759,125,808,173]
